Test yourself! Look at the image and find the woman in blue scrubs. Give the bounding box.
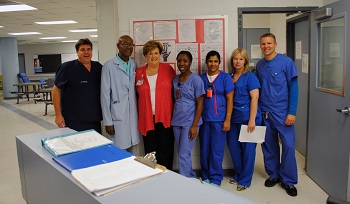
[227,48,262,191]
[199,50,234,186]
[171,51,205,178]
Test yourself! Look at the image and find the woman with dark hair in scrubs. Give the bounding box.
[171,51,205,178]
[199,50,234,186]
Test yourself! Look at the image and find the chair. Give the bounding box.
[40,78,54,115]
[13,73,32,103]
[18,72,31,83]
[35,78,54,102]
[44,101,53,116]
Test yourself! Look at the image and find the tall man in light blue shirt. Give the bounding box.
[101,35,140,153]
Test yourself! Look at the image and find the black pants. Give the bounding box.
[65,121,102,134]
[143,122,174,170]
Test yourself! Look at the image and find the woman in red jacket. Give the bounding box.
[135,40,176,170]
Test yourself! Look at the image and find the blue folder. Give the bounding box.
[53,144,134,172]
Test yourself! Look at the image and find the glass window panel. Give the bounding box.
[317,17,345,95]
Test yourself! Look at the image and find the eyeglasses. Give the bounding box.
[119,42,135,47]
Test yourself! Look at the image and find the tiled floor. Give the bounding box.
[0,93,328,204]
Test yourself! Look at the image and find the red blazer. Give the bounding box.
[135,63,176,136]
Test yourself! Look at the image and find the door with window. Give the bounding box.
[307,0,350,201]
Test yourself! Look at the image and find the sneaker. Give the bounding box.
[210,183,220,187]
[281,182,298,197]
[236,184,249,191]
[229,178,237,184]
[202,179,211,184]
[264,177,281,187]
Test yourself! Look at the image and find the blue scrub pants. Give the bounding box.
[261,112,298,185]
[199,121,226,185]
[227,117,261,187]
[173,126,197,178]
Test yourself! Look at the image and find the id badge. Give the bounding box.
[175,88,181,99]
[136,79,143,86]
[206,89,212,98]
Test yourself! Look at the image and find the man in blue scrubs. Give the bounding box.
[52,38,103,133]
[256,33,299,197]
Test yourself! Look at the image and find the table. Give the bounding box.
[16,128,255,204]
[13,82,46,104]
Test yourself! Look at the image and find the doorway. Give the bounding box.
[18,53,26,73]
[237,7,317,158]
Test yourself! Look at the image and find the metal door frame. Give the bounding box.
[237,7,318,48]
[286,12,312,169]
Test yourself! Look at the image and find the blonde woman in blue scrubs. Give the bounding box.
[227,48,261,191]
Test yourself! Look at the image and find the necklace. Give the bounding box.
[233,72,242,83]
[146,67,159,76]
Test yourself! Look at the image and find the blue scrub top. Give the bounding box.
[231,71,261,123]
[200,71,234,122]
[256,54,298,113]
[171,73,205,127]
[55,59,102,122]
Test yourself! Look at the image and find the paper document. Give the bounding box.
[72,156,165,196]
[41,129,112,157]
[238,125,266,143]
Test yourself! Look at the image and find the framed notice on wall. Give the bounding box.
[130,15,228,74]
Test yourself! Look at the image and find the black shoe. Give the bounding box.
[264,177,281,187]
[281,182,298,197]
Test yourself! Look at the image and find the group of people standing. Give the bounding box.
[52,32,299,197]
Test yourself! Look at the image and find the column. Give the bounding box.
[0,37,19,99]
[96,0,119,64]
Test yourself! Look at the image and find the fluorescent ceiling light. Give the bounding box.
[0,4,37,12]
[89,35,98,37]
[35,20,77,25]
[68,29,97,33]
[61,40,78,42]
[8,32,41,35]
[0,26,3,28]
[40,37,67,40]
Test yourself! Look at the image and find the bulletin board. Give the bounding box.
[130,15,228,74]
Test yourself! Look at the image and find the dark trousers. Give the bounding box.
[65,121,102,134]
[143,122,174,170]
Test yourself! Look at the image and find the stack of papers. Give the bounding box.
[72,156,165,196]
[53,144,134,172]
[41,129,112,157]
[238,125,266,143]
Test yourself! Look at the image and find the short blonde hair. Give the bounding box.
[230,48,249,74]
[143,40,163,56]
